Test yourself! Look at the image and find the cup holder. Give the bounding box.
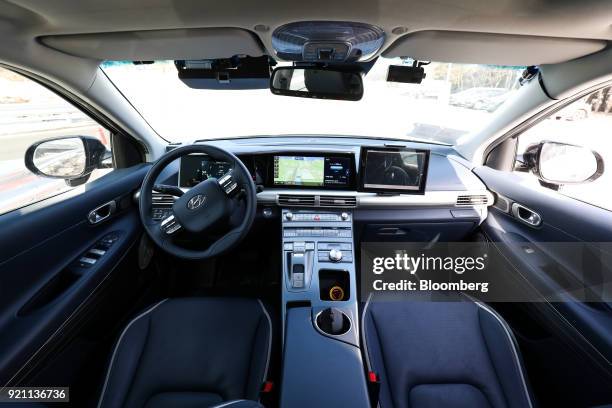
[315,307,351,336]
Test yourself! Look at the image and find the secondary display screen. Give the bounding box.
[179,155,232,187]
[361,147,429,193]
[273,155,351,187]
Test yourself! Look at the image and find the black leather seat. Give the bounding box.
[98,297,272,408]
[362,294,535,408]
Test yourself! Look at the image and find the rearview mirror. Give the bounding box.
[270,67,363,101]
[521,141,604,185]
[25,136,109,186]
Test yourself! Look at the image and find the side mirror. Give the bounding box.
[270,67,363,101]
[521,141,604,186]
[25,136,109,186]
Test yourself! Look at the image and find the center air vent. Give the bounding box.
[152,192,175,206]
[278,194,316,207]
[456,194,490,206]
[320,195,357,208]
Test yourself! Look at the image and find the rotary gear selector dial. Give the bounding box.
[328,248,343,262]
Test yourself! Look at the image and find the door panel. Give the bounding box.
[0,164,149,385]
[474,166,612,375]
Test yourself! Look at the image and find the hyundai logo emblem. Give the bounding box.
[187,194,206,210]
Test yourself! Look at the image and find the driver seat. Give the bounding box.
[97,297,272,408]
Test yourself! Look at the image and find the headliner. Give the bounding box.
[1,0,611,63]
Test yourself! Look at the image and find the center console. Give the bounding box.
[281,208,358,344]
[280,208,369,408]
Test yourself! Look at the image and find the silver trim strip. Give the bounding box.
[361,292,374,371]
[257,299,273,384]
[209,399,249,408]
[97,299,168,408]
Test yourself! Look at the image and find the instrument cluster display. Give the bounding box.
[179,154,232,187]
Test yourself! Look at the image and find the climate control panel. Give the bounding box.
[284,211,351,222]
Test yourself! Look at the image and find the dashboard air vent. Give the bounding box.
[278,194,316,207]
[152,193,175,206]
[456,194,490,206]
[320,195,357,208]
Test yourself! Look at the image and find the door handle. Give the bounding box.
[88,200,116,224]
[511,203,542,227]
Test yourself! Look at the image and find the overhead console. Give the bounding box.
[272,21,385,63]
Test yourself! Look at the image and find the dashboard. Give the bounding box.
[151,136,493,247]
[155,136,492,221]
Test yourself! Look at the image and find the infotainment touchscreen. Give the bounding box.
[360,147,429,193]
[273,155,351,187]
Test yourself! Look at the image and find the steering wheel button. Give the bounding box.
[166,224,181,234]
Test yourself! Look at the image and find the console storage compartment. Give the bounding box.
[280,307,370,408]
[319,269,350,301]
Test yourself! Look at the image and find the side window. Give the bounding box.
[514,85,612,211]
[0,66,113,215]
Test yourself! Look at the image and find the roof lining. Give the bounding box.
[383,30,608,65]
[39,27,266,61]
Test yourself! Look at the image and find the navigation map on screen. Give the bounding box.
[274,156,325,186]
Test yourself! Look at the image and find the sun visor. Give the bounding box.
[39,28,265,61]
[383,31,607,65]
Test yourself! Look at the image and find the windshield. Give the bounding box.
[101,58,523,144]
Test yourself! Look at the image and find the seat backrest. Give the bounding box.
[361,295,534,408]
[98,297,272,408]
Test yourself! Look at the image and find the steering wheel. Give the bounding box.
[139,144,257,260]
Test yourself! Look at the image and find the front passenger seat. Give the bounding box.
[362,294,534,408]
[98,297,272,408]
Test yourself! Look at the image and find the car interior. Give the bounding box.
[0,1,612,407]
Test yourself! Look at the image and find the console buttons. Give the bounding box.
[338,230,352,238]
[318,250,353,263]
[329,286,345,301]
[284,228,352,238]
[318,243,352,251]
[292,272,304,288]
[282,213,351,222]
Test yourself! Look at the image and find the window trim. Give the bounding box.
[0,63,147,164]
[0,63,139,215]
